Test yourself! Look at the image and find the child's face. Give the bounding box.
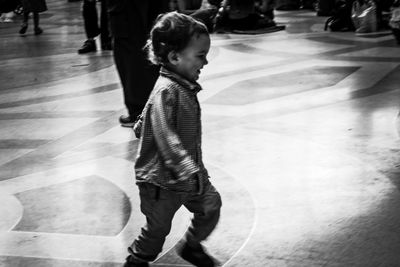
[174,33,210,82]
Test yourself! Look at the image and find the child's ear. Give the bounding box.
[167,51,179,65]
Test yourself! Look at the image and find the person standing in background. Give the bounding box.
[78,0,112,54]
[214,0,280,31]
[107,0,170,127]
[19,0,47,35]
[389,0,400,43]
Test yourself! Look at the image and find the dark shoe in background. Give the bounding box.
[34,27,43,35]
[78,39,96,54]
[123,255,149,267]
[177,242,216,267]
[19,23,28,34]
[119,115,136,127]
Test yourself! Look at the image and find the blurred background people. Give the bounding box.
[389,0,400,43]
[169,0,219,32]
[19,0,47,35]
[214,0,280,31]
[0,0,20,22]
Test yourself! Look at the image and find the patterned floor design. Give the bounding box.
[1,1,400,266]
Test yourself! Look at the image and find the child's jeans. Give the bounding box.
[128,179,222,262]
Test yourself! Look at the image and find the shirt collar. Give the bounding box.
[160,67,202,93]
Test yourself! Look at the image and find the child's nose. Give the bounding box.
[204,58,208,65]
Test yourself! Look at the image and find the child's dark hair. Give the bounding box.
[145,12,209,66]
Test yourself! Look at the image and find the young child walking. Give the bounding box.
[19,0,47,35]
[124,11,222,267]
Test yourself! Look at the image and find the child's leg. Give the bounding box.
[33,12,43,34]
[183,180,222,246]
[19,11,29,34]
[128,183,182,263]
[177,181,221,266]
[33,12,39,28]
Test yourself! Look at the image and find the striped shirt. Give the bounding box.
[134,67,209,193]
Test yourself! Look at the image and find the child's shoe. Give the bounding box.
[19,23,28,34]
[34,27,43,35]
[176,242,216,267]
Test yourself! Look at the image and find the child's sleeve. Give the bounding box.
[150,89,200,182]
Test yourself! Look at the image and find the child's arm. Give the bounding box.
[151,89,200,182]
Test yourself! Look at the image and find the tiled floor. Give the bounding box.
[1,1,400,267]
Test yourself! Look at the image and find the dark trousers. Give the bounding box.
[82,0,110,43]
[23,11,39,27]
[393,28,400,44]
[113,37,159,118]
[129,181,222,262]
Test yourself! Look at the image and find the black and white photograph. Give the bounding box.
[0,0,400,266]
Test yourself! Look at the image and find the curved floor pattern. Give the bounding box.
[0,159,254,266]
[1,0,400,266]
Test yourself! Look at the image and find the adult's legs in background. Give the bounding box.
[78,0,99,53]
[108,0,168,127]
[100,0,111,49]
[113,37,159,125]
[83,0,99,39]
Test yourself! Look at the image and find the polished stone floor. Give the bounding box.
[1,1,400,267]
